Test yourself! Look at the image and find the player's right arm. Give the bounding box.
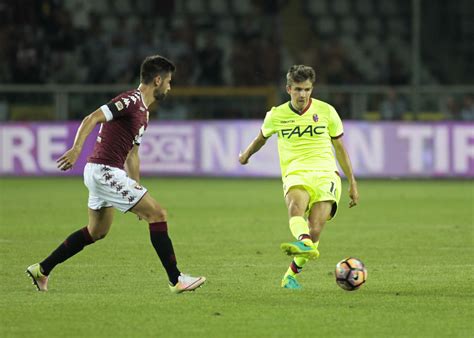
[239,109,275,165]
[239,131,268,165]
[57,108,107,171]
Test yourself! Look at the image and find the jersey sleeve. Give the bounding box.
[100,92,141,122]
[261,109,276,138]
[133,125,146,146]
[328,105,344,138]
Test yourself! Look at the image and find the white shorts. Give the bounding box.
[83,163,147,213]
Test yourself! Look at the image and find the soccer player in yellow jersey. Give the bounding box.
[239,65,359,289]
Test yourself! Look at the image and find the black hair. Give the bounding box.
[140,55,176,84]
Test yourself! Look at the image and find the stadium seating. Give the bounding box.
[1,0,472,121]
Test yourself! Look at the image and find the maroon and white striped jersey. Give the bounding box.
[88,89,149,169]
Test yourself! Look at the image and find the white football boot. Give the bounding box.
[26,263,49,291]
[169,273,206,294]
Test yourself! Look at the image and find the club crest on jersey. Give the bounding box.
[115,101,124,111]
[313,114,319,122]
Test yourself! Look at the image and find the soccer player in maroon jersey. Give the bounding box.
[26,55,205,293]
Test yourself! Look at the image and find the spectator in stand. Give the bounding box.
[297,38,321,69]
[12,26,43,83]
[323,40,360,84]
[230,36,258,85]
[80,12,109,83]
[258,36,282,85]
[387,53,409,85]
[166,23,197,85]
[443,96,460,120]
[332,93,351,119]
[0,24,11,82]
[380,88,406,120]
[196,31,224,85]
[107,16,135,84]
[460,95,474,121]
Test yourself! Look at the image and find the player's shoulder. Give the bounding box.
[109,89,143,112]
[311,98,340,120]
[270,101,294,116]
[112,89,141,102]
[311,98,335,112]
[264,103,293,125]
[274,101,291,111]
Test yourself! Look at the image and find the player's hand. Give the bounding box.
[57,148,81,171]
[239,151,249,165]
[348,181,359,208]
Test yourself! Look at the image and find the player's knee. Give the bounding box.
[93,232,107,241]
[156,207,167,221]
[87,227,108,241]
[288,201,305,216]
[145,206,167,223]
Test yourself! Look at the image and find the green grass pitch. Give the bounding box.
[0,178,472,337]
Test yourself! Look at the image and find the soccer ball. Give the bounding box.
[335,257,367,291]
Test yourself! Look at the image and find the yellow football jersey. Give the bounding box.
[261,98,343,177]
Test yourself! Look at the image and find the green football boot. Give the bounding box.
[281,275,301,289]
[280,240,320,259]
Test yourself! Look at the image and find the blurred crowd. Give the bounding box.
[0,0,472,121]
[0,0,416,87]
[0,0,285,86]
[378,91,474,121]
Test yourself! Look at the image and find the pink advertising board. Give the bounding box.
[0,121,473,177]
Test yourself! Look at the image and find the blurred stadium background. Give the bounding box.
[1,0,473,121]
[0,0,473,179]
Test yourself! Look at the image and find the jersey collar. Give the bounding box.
[137,87,149,109]
[289,99,312,115]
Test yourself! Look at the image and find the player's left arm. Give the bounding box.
[332,137,359,208]
[125,144,140,183]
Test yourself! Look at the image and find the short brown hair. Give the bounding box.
[140,55,176,84]
[286,65,316,86]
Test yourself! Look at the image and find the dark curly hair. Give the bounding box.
[286,65,316,86]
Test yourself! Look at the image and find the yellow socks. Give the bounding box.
[289,216,311,244]
[285,256,310,277]
[284,242,320,278]
[284,217,321,278]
